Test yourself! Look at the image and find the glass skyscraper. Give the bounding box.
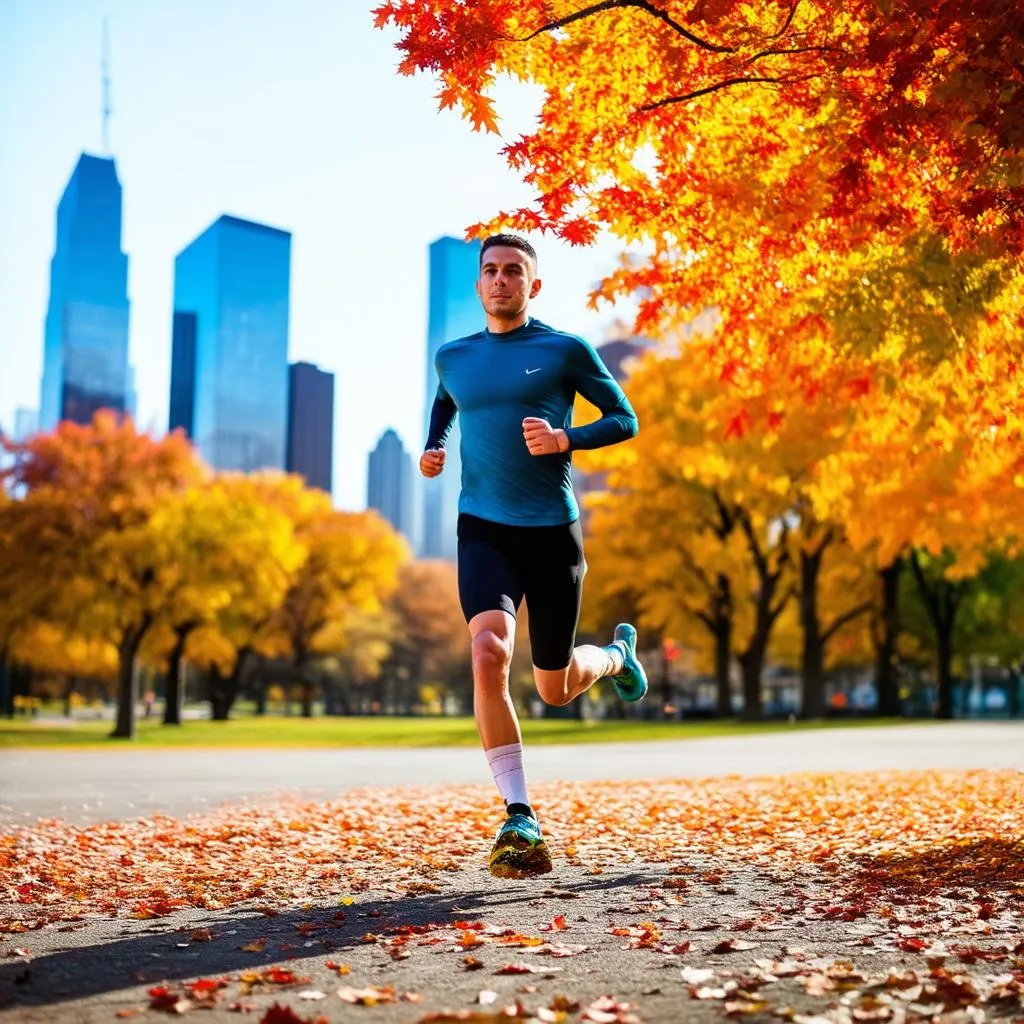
[287,361,334,494]
[421,236,482,559]
[39,154,131,431]
[367,428,413,541]
[169,215,291,472]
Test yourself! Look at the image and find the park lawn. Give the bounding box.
[0,713,919,748]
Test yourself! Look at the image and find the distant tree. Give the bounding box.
[0,413,202,738]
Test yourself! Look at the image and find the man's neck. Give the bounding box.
[486,312,530,335]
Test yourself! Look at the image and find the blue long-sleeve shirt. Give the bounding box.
[425,318,639,527]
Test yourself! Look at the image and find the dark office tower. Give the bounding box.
[286,361,335,494]
[169,215,291,471]
[168,312,197,437]
[421,235,482,559]
[39,154,131,431]
[367,428,413,541]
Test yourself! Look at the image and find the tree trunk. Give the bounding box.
[714,618,732,717]
[735,559,786,722]
[210,689,232,721]
[1,651,13,719]
[62,677,78,718]
[254,678,267,716]
[738,640,766,722]
[1008,670,1021,719]
[875,560,902,716]
[799,546,826,719]
[208,648,250,722]
[111,622,149,739]
[711,573,734,717]
[163,624,195,726]
[734,511,791,722]
[909,552,961,722]
[936,627,955,721]
[300,682,314,718]
[660,644,673,714]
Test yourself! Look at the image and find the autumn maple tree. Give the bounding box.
[376,0,1023,321]
[138,475,305,725]
[268,500,408,717]
[383,560,469,712]
[0,413,203,738]
[377,0,1023,718]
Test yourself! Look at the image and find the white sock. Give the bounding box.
[485,742,530,808]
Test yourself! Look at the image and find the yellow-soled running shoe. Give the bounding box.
[488,805,553,879]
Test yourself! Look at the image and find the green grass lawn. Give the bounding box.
[0,713,922,748]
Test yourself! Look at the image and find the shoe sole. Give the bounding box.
[488,834,553,878]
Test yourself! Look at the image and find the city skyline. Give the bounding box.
[367,427,413,542]
[287,360,335,494]
[0,1,633,511]
[39,153,132,432]
[420,236,481,559]
[168,214,292,472]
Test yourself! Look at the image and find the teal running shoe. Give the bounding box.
[606,623,648,702]
[489,804,553,879]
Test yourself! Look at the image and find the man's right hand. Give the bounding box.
[419,448,446,478]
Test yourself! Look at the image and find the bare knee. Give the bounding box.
[533,667,572,707]
[472,630,511,683]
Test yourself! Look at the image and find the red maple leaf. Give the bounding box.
[724,409,753,440]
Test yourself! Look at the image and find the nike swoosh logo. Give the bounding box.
[525,367,541,374]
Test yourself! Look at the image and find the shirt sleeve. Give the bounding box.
[424,380,457,451]
[564,338,639,451]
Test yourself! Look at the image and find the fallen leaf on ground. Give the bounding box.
[712,939,759,953]
[681,967,716,985]
[337,985,397,1005]
[540,915,569,931]
[495,962,557,975]
[258,1004,328,1024]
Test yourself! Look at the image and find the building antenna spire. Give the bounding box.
[101,16,112,155]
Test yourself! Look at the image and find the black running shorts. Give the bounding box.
[456,513,586,671]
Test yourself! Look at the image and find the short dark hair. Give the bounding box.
[480,233,538,270]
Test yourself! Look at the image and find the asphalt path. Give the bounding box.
[1,722,1021,826]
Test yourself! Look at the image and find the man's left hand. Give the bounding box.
[523,417,569,456]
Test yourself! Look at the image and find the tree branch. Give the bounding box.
[807,524,834,561]
[768,585,795,627]
[676,545,715,593]
[711,489,736,538]
[642,73,819,111]
[768,0,799,40]
[693,609,717,632]
[518,0,735,54]
[745,44,843,64]
[822,600,873,644]
[738,508,767,578]
[909,550,942,626]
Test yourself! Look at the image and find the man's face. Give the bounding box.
[477,246,542,320]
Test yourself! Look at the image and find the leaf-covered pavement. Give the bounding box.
[1,770,1022,1023]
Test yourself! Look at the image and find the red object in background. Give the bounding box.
[662,638,681,662]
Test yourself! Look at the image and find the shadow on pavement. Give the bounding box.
[0,871,663,1010]
[852,837,1024,896]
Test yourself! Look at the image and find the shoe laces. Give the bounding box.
[505,812,539,835]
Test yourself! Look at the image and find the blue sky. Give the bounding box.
[0,0,630,509]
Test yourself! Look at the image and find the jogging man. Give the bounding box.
[420,234,647,878]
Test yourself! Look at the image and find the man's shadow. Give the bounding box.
[0,871,662,1010]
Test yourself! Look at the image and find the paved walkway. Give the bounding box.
[2,722,1021,826]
